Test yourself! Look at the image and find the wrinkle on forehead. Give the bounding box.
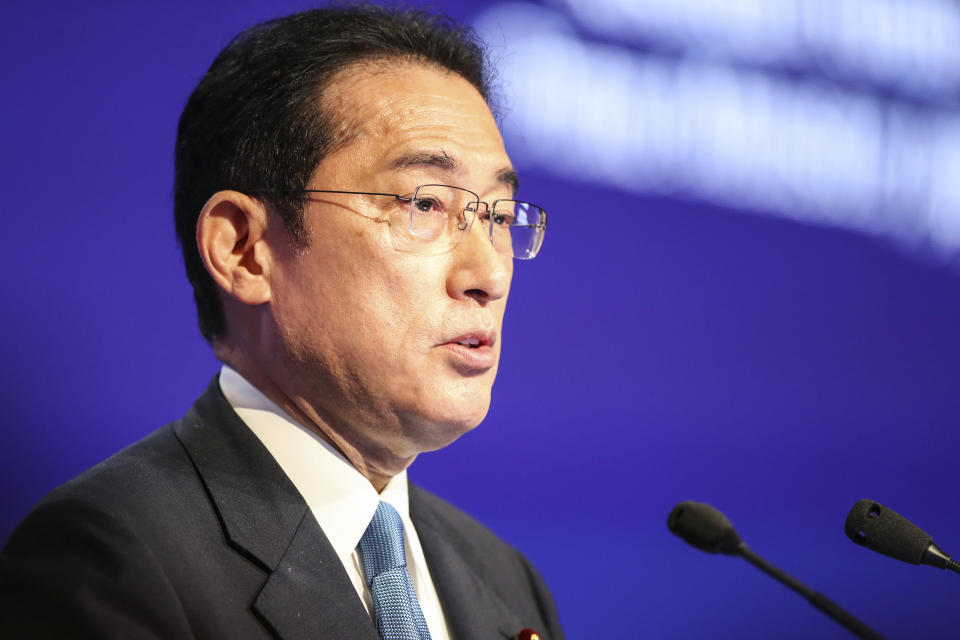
[333,62,500,137]
[320,59,496,141]
[313,60,512,194]
[371,93,500,142]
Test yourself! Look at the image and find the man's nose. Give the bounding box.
[446,215,512,304]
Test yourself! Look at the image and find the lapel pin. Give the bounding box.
[514,629,541,640]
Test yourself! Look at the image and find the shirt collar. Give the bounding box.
[218,364,409,566]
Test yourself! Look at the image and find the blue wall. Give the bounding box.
[3,2,959,638]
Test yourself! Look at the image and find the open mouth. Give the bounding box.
[446,333,494,350]
[442,333,497,370]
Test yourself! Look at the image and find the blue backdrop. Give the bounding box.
[3,2,959,638]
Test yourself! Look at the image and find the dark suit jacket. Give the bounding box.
[0,379,564,639]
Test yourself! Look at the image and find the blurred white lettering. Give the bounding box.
[476,2,960,265]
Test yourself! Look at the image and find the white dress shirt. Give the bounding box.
[219,365,451,640]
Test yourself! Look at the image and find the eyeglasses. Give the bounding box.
[254,184,546,260]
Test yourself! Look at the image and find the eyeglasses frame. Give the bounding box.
[246,185,546,259]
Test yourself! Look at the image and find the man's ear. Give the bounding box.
[196,190,273,306]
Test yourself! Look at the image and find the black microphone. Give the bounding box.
[668,501,885,640]
[844,499,960,574]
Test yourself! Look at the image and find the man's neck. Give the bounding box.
[215,343,413,492]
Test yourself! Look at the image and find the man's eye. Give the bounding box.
[488,212,514,226]
[413,197,443,214]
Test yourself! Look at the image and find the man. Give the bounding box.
[0,6,561,640]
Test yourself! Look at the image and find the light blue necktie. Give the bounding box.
[358,501,432,640]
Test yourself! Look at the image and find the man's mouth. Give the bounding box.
[447,333,493,349]
[439,333,497,370]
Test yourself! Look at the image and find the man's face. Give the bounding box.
[266,61,515,462]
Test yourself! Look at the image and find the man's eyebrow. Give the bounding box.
[389,150,520,194]
[497,168,520,195]
[390,150,462,174]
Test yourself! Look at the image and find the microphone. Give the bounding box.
[844,499,960,574]
[667,500,742,554]
[668,501,885,640]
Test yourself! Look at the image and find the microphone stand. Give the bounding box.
[737,543,885,640]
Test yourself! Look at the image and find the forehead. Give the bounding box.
[315,61,513,190]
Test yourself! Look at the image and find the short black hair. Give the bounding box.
[174,4,493,342]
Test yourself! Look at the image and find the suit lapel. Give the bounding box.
[252,508,379,640]
[173,378,378,640]
[410,492,523,640]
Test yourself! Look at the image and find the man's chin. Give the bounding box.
[401,403,489,452]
